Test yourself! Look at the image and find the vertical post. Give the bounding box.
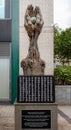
[11,0,19,103]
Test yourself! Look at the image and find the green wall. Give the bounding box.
[11,0,19,103]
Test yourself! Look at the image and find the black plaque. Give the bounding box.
[17,75,55,103]
[21,110,51,129]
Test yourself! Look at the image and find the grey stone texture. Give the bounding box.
[55,86,71,104]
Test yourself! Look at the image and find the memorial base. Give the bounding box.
[15,103,58,130]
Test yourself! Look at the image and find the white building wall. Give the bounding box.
[19,0,53,75]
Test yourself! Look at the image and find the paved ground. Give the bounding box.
[58,106,71,130]
[0,105,71,130]
[0,105,14,130]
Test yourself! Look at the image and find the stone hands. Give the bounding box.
[24,5,44,38]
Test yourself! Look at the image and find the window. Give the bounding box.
[0,0,10,19]
[0,0,5,18]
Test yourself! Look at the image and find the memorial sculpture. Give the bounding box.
[15,4,57,130]
[21,5,45,75]
[18,5,55,103]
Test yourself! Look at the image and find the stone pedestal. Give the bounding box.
[15,103,58,130]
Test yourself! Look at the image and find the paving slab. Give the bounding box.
[58,114,71,130]
[0,105,15,130]
[58,105,71,118]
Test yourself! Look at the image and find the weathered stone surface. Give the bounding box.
[55,85,71,104]
[19,0,54,75]
[15,103,58,130]
[21,5,45,75]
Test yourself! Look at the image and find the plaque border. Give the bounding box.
[17,75,55,103]
[21,110,51,129]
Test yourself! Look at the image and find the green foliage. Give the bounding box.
[59,28,71,63]
[54,26,71,64]
[54,66,71,85]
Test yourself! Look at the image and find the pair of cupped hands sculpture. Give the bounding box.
[24,4,44,39]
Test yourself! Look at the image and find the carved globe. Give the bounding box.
[30,17,36,24]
